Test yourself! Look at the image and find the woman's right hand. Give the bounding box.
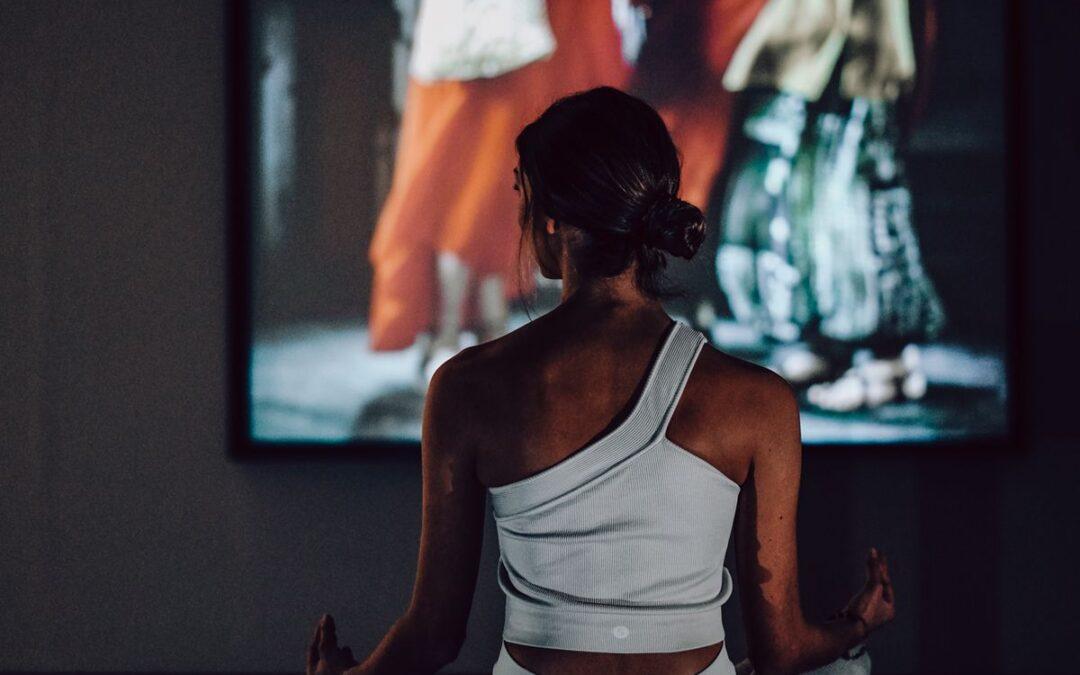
[841,547,896,636]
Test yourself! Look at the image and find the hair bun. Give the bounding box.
[641,195,706,259]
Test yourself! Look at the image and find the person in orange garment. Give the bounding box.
[367,0,630,385]
[629,0,770,212]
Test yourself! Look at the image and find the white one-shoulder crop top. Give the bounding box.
[487,319,741,653]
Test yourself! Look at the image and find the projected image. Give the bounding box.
[237,0,1012,447]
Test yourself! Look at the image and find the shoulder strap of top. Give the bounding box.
[489,320,707,517]
[652,322,707,437]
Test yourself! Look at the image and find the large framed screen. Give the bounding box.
[228,0,1020,456]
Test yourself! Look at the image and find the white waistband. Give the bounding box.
[498,561,733,653]
[502,591,727,653]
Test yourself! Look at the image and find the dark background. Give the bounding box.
[1,1,1077,674]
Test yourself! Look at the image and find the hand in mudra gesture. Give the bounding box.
[842,547,895,635]
[734,548,893,675]
[306,614,358,675]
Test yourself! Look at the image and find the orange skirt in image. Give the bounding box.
[367,0,630,352]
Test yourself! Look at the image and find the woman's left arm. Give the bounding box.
[312,358,488,675]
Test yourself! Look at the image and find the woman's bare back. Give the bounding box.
[457,306,783,674]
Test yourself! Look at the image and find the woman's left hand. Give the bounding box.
[306,614,359,675]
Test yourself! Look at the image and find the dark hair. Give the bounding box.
[514,86,706,300]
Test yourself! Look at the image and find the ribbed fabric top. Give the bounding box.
[488,319,741,653]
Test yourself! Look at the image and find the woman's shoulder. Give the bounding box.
[696,340,797,401]
[426,327,532,412]
[436,325,528,381]
[443,315,563,377]
[691,341,801,449]
[423,325,545,462]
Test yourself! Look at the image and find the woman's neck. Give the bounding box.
[558,273,667,322]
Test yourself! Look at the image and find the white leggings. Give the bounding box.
[492,641,738,675]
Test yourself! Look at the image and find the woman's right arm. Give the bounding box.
[733,373,895,675]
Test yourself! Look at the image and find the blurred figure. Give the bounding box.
[367,0,629,386]
[714,0,945,411]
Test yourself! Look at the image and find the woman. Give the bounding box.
[310,87,894,675]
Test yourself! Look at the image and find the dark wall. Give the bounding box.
[1,2,1077,674]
